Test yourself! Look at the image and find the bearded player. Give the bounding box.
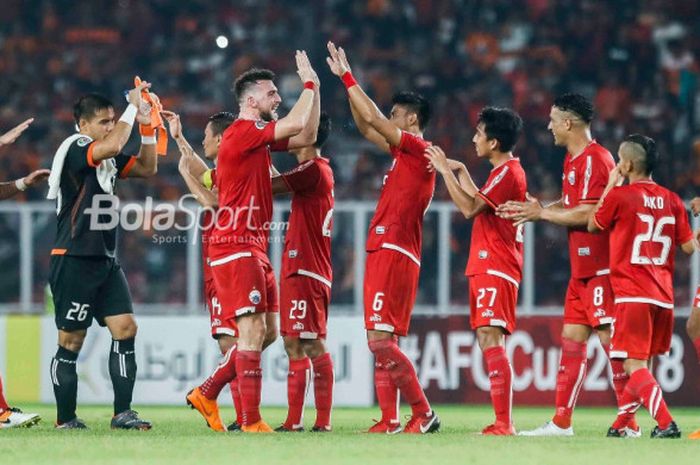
[327,42,439,434]
[186,51,320,433]
[272,113,335,433]
[499,94,637,436]
[425,107,526,435]
[589,134,695,438]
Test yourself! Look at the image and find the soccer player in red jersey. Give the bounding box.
[499,94,636,436]
[271,113,335,433]
[186,51,321,433]
[0,119,46,429]
[425,107,526,435]
[326,42,439,434]
[164,109,252,431]
[588,134,695,438]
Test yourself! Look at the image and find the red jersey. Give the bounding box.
[467,158,527,285]
[366,131,436,265]
[593,180,693,308]
[561,140,615,278]
[280,157,334,287]
[209,119,287,263]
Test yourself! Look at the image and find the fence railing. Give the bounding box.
[0,200,697,316]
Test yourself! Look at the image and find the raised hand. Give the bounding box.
[161,110,183,139]
[127,80,151,110]
[326,41,351,77]
[295,50,317,85]
[607,165,624,188]
[0,118,34,146]
[23,168,50,187]
[424,145,452,174]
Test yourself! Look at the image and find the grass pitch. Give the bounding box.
[2,404,699,465]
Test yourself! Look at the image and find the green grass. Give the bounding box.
[2,404,700,465]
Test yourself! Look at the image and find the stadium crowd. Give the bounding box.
[0,0,698,306]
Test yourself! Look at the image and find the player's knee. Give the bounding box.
[217,335,237,354]
[60,339,84,353]
[116,320,138,339]
[476,326,504,350]
[687,314,700,339]
[561,324,591,343]
[596,326,611,345]
[263,323,278,348]
[302,339,326,359]
[283,337,304,359]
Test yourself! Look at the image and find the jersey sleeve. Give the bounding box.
[478,166,516,209]
[673,194,694,244]
[64,138,97,172]
[592,188,620,230]
[237,120,278,151]
[280,160,321,194]
[270,137,290,152]
[116,154,137,178]
[391,131,428,159]
[579,153,613,204]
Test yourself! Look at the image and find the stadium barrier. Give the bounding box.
[1,314,698,406]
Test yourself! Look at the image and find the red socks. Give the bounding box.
[369,338,431,418]
[199,345,237,400]
[236,350,262,425]
[483,346,513,425]
[553,338,587,429]
[229,377,243,426]
[604,344,638,430]
[0,374,9,411]
[311,353,334,428]
[614,368,673,430]
[694,338,700,364]
[283,357,312,428]
[374,359,399,424]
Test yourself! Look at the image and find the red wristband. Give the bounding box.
[139,124,156,136]
[304,81,315,90]
[341,72,357,90]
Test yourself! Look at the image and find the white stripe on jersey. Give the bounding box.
[582,155,592,199]
[481,166,510,196]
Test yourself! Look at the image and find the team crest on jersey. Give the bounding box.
[375,226,386,235]
[568,170,576,185]
[255,121,268,130]
[479,250,488,259]
[288,250,298,258]
[76,136,91,147]
[249,289,262,305]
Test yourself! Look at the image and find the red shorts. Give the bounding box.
[363,248,419,337]
[693,285,700,308]
[468,273,519,334]
[564,275,614,328]
[204,278,238,339]
[210,253,279,319]
[280,273,331,339]
[610,302,674,360]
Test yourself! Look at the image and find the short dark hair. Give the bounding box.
[207,111,236,136]
[73,93,114,125]
[553,93,594,124]
[392,91,431,130]
[314,112,331,148]
[233,68,276,102]
[477,107,523,152]
[624,133,658,175]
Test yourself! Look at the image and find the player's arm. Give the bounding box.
[326,42,400,151]
[0,169,50,200]
[0,118,33,147]
[274,51,318,142]
[285,73,321,150]
[179,161,217,208]
[162,111,209,180]
[587,166,623,232]
[123,132,157,178]
[90,81,151,164]
[272,160,321,196]
[348,99,391,153]
[425,146,488,219]
[271,176,291,195]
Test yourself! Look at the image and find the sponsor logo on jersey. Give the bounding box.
[76,136,91,147]
[369,314,382,322]
[288,250,298,258]
[249,289,262,305]
[479,250,488,259]
[481,309,494,318]
[293,322,304,331]
[568,170,576,185]
[577,247,590,256]
[375,226,385,235]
